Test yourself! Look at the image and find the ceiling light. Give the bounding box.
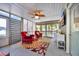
[34,16,39,19]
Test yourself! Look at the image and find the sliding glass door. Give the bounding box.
[0,17,9,47]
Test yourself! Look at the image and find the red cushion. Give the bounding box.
[35,31,42,38]
[21,32,34,43]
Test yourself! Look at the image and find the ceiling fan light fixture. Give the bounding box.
[34,15,39,19]
[28,8,45,19]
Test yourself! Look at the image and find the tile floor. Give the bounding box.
[0,39,70,56]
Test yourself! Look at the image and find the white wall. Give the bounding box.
[66,7,71,53]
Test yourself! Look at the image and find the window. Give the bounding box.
[41,25,45,31]
[51,24,56,31]
[41,25,46,36]
[28,21,33,34]
[23,19,28,31]
[32,22,35,32]
[46,24,52,37]
[0,10,9,17]
[11,14,21,20]
[23,19,35,34]
[0,18,6,36]
[47,24,52,31]
[46,32,52,37]
[36,25,41,31]
[36,24,59,37]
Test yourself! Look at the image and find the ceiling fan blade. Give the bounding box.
[27,7,45,18]
[28,12,34,15]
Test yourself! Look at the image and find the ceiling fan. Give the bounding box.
[27,8,45,19]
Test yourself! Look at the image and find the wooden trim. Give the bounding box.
[36,20,59,25]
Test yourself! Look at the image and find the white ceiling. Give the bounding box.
[0,3,66,22]
[18,3,66,22]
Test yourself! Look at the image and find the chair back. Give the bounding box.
[21,32,27,39]
[35,31,40,38]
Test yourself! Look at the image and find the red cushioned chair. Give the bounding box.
[21,32,34,44]
[35,31,42,38]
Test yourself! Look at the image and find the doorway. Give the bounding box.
[70,4,79,56]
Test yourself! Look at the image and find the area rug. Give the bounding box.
[0,51,10,56]
[17,37,50,56]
